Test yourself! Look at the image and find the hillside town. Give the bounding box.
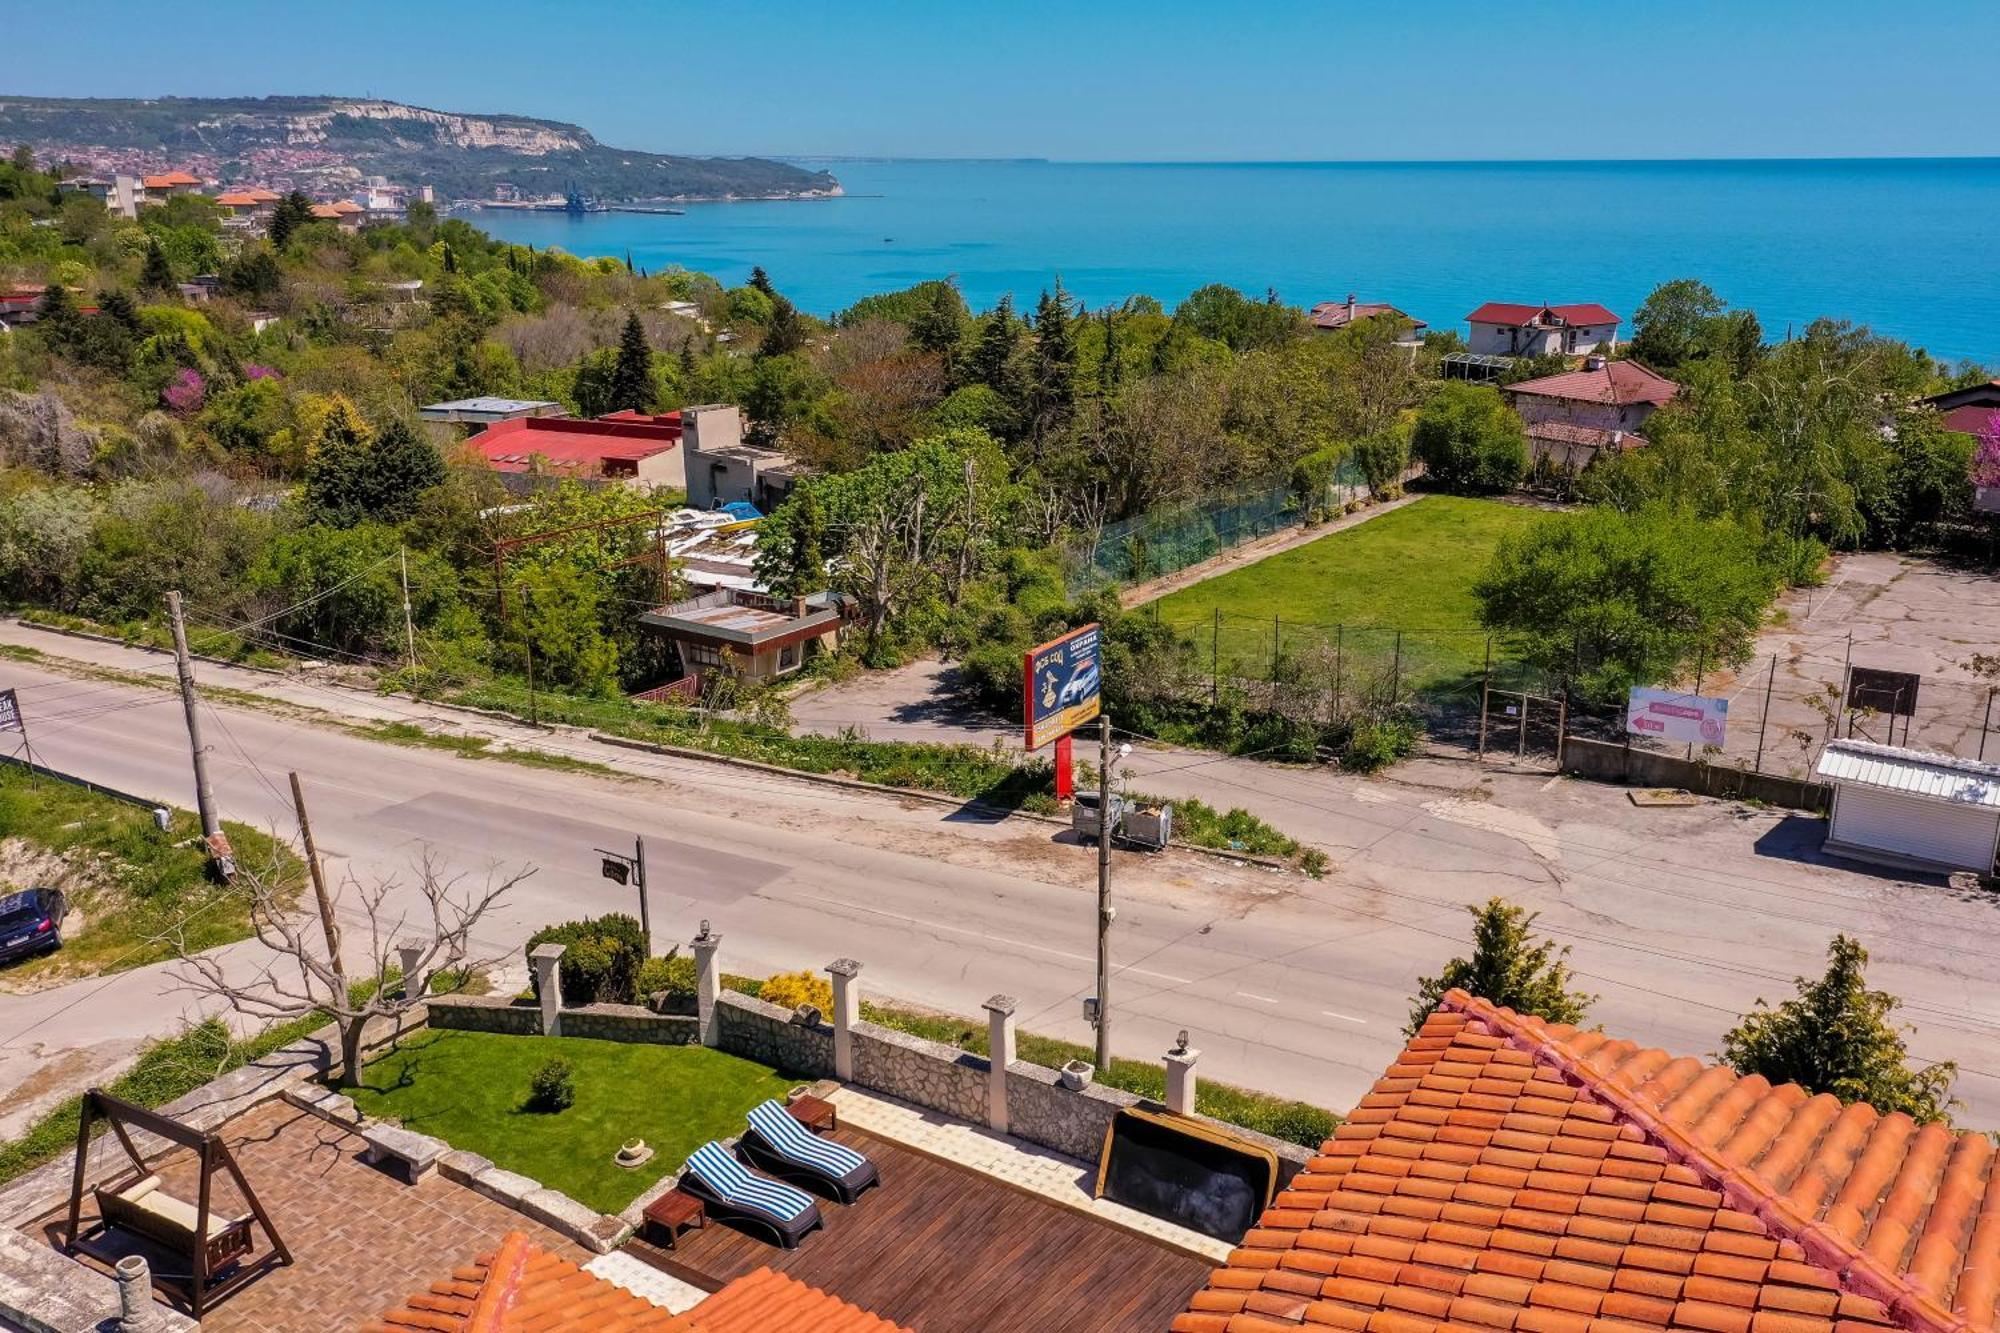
[1,30,1999,1332]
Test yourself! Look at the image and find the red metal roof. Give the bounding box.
[471,414,682,475]
[1941,405,1998,437]
[1505,360,1680,408]
[1467,303,1622,328]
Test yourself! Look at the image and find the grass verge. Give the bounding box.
[346,1029,793,1213]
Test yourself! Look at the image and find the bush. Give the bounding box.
[525,1056,575,1113]
[524,914,647,1006]
[760,970,833,1013]
[637,954,697,1009]
[1412,383,1526,493]
[1337,709,1425,774]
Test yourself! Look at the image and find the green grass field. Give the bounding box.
[347,1030,793,1213]
[1145,495,1549,689]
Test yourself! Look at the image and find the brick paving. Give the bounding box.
[28,1098,586,1330]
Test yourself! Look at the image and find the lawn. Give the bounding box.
[346,1029,795,1214]
[0,766,297,989]
[1144,494,1550,689]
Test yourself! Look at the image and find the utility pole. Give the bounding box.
[289,772,342,970]
[165,591,227,860]
[399,546,417,672]
[635,835,651,957]
[1094,714,1113,1072]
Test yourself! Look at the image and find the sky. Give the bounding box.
[5,0,1996,162]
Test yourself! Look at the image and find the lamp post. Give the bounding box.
[597,836,652,956]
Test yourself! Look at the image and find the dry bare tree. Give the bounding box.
[174,836,531,1088]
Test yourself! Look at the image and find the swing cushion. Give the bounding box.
[97,1175,252,1258]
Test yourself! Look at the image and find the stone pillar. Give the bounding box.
[1165,1034,1199,1116]
[984,994,1017,1134]
[692,921,723,1047]
[528,942,564,1038]
[398,940,426,1003]
[827,958,861,1082]
[115,1254,156,1330]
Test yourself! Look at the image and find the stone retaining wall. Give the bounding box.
[426,994,540,1036]
[1005,1062,1141,1163]
[850,1023,988,1124]
[1562,736,1830,812]
[713,992,834,1077]
[560,1004,699,1045]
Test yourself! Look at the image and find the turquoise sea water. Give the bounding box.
[471,159,2000,365]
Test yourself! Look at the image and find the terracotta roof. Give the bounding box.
[686,1267,911,1332]
[309,203,345,219]
[1467,303,1622,328]
[214,191,263,207]
[1526,421,1648,452]
[1173,989,1999,1333]
[1311,300,1417,331]
[245,188,282,201]
[142,171,201,188]
[365,1232,911,1332]
[1505,361,1680,408]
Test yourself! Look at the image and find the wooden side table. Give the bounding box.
[643,1188,705,1249]
[786,1094,837,1134]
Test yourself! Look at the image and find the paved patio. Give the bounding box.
[27,1098,588,1330]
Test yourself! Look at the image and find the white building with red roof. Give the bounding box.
[1466,301,1621,357]
[1503,355,1680,476]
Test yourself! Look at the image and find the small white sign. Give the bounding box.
[1626,686,1728,747]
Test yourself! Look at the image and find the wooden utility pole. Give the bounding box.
[634,834,652,957]
[1095,714,1113,1073]
[165,592,225,854]
[288,771,342,971]
[399,546,417,672]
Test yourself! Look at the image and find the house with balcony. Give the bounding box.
[1465,301,1621,357]
[1503,354,1679,477]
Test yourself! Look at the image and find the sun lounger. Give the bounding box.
[678,1141,823,1248]
[740,1100,881,1204]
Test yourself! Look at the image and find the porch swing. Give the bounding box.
[62,1088,292,1317]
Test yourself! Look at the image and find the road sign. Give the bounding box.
[1847,667,1921,717]
[0,689,19,734]
[1024,623,1102,750]
[1626,686,1728,746]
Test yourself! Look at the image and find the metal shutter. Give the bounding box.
[1832,786,2000,872]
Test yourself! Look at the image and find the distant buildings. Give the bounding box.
[140,171,203,205]
[1309,294,1427,343]
[308,200,364,232]
[419,397,565,431]
[56,174,141,219]
[467,413,688,493]
[1503,355,1679,477]
[1465,301,1621,357]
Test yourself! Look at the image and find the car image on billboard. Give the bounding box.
[1024,623,1102,750]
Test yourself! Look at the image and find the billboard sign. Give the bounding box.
[1024,623,1102,750]
[0,689,18,735]
[1847,667,1921,717]
[1626,686,1728,747]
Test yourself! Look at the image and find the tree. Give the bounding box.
[223,246,283,303]
[748,265,777,298]
[1873,408,1974,548]
[607,311,654,413]
[304,417,444,527]
[754,480,827,598]
[760,296,809,359]
[907,281,966,371]
[1411,382,1526,493]
[965,295,1019,397]
[1476,505,1783,700]
[1353,426,1412,497]
[1407,898,1595,1036]
[1721,935,1955,1122]
[138,238,176,295]
[1025,284,1078,453]
[1630,278,1726,370]
[268,191,314,248]
[1173,284,1303,351]
[174,840,527,1089]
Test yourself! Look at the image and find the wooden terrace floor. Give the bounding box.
[630,1127,1211,1333]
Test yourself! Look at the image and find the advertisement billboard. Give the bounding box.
[1024,623,1102,750]
[0,689,18,735]
[1625,686,1728,747]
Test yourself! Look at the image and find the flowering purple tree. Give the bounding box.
[244,363,281,381]
[1974,410,2000,489]
[161,368,206,417]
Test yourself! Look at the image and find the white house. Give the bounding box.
[1465,302,1621,357]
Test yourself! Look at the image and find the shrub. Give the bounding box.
[1338,709,1425,774]
[1412,382,1526,493]
[637,954,697,1009]
[760,970,833,1013]
[524,914,647,1006]
[525,1056,575,1113]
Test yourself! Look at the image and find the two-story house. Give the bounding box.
[1503,354,1679,477]
[1466,301,1621,357]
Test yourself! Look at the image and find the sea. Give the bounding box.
[470,158,2000,366]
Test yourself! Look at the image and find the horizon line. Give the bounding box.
[771,153,2000,167]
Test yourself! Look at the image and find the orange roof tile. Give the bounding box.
[214,191,263,207]
[1173,990,1991,1333]
[364,1233,911,1333]
[309,204,345,219]
[142,171,201,188]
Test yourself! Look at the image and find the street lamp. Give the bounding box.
[596,836,651,956]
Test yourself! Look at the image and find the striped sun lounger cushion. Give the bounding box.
[747,1100,869,1176]
[685,1141,814,1220]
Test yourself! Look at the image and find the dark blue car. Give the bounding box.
[0,889,67,965]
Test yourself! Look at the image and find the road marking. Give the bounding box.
[789,891,1194,985]
[1540,775,1565,791]
[1236,991,1281,1004]
[1321,1009,1369,1025]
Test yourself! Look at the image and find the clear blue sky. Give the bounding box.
[7,0,1996,161]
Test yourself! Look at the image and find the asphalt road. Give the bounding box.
[6,622,2000,1139]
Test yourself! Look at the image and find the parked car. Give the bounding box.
[0,889,66,965]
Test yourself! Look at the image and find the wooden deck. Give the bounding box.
[631,1128,1211,1333]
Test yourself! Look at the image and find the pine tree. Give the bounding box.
[748,265,776,298]
[1097,308,1121,399]
[908,282,965,373]
[759,297,808,359]
[140,239,175,294]
[679,340,698,378]
[755,483,827,598]
[1407,898,1595,1035]
[608,312,654,413]
[97,288,142,336]
[269,191,313,248]
[1721,935,1955,1121]
[1026,283,1078,447]
[34,280,77,326]
[965,294,1017,394]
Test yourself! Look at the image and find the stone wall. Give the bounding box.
[1004,1061,1141,1164]
[1562,736,1830,812]
[427,994,540,1036]
[560,1004,698,1045]
[849,1023,988,1124]
[714,992,834,1078]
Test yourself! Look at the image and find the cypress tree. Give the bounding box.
[608,312,654,413]
[269,191,313,248]
[759,297,808,359]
